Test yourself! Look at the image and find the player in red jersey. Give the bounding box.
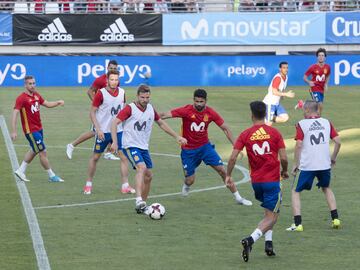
[66,60,120,161]
[226,101,289,262]
[11,75,65,183]
[160,89,252,206]
[296,48,331,114]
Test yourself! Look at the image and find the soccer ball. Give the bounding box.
[148,203,165,220]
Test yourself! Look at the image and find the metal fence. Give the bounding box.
[0,0,359,13]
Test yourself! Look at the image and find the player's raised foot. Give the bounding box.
[237,198,253,206]
[83,185,92,195]
[332,219,341,229]
[181,185,190,196]
[241,237,253,262]
[135,200,147,214]
[14,169,30,182]
[49,175,64,183]
[103,152,120,161]
[294,99,304,110]
[265,241,276,257]
[121,185,136,194]
[286,224,304,232]
[66,144,74,159]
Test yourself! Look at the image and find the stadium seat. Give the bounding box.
[45,2,60,14]
[13,2,29,13]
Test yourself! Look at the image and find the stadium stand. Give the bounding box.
[1,0,359,13]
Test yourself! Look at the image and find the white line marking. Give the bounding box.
[13,144,250,210]
[0,116,51,270]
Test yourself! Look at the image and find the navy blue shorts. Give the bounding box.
[310,91,324,103]
[265,103,287,123]
[25,130,46,153]
[252,182,282,213]
[181,143,223,177]
[93,132,122,153]
[123,147,153,169]
[294,169,331,192]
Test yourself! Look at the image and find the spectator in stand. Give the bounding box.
[110,0,122,13]
[185,0,199,12]
[59,0,72,13]
[154,0,169,13]
[87,0,98,13]
[283,0,297,11]
[300,1,315,10]
[74,0,87,12]
[255,0,269,11]
[34,0,45,13]
[143,0,155,12]
[237,0,255,11]
[270,0,284,11]
[170,0,187,12]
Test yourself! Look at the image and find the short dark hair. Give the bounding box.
[279,61,288,68]
[250,101,266,120]
[193,89,207,99]
[316,48,327,57]
[107,70,119,78]
[137,84,150,95]
[108,60,118,67]
[24,75,34,82]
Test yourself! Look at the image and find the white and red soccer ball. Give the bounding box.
[148,203,165,220]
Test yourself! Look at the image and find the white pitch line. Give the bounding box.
[0,116,51,270]
[13,144,250,210]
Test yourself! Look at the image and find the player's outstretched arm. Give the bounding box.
[156,119,187,145]
[42,100,64,108]
[11,109,19,141]
[279,148,289,179]
[331,136,341,166]
[158,111,172,120]
[220,123,235,145]
[110,118,122,153]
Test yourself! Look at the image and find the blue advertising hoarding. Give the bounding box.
[163,12,326,45]
[326,12,360,44]
[0,14,12,45]
[0,55,359,87]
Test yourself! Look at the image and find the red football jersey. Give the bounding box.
[234,124,285,183]
[171,104,224,149]
[304,64,331,93]
[91,74,120,93]
[14,92,45,134]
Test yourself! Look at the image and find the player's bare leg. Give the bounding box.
[38,151,64,182]
[212,165,252,206]
[318,102,323,115]
[286,189,303,231]
[83,153,101,194]
[274,113,289,123]
[15,150,36,182]
[66,131,95,159]
[141,169,153,201]
[182,175,195,196]
[134,163,147,213]
[23,149,37,164]
[322,187,340,228]
[118,151,135,194]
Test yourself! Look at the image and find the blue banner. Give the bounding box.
[0,14,12,45]
[0,55,359,87]
[326,12,360,44]
[163,12,325,45]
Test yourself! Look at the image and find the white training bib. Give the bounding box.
[263,73,288,105]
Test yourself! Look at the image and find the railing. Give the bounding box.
[0,0,359,13]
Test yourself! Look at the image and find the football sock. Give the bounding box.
[136,196,143,203]
[122,183,129,189]
[18,161,28,173]
[264,230,273,241]
[294,215,302,226]
[46,169,55,178]
[85,181,92,187]
[250,228,263,243]
[183,183,190,189]
[233,191,242,201]
[330,209,339,220]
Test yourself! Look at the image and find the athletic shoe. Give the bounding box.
[83,185,92,195]
[181,185,190,196]
[49,175,64,183]
[135,200,147,214]
[332,219,341,229]
[265,241,276,257]
[121,185,136,194]
[66,144,74,159]
[143,206,151,215]
[241,237,253,262]
[237,198,253,206]
[103,152,120,160]
[14,169,30,182]
[294,99,304,110]
[286,224,304,232]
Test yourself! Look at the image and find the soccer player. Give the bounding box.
[11,75,65,182]
[298,48,331,114]
[263,61,295,126]
[66,60,120,161]
[287,100,341,231]
[83,70,134,195]
[110,84,187,214]
[226,101,289,262]
[159,89,252,206]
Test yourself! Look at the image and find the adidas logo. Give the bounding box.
[38,18,72,42]
[309,120,325,131]
[250,127,270,141]
[100,18,134,42]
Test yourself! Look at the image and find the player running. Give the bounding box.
[160,89,252,206]
[11,75,65,183]
[287,100,341,231]
[263,61,295,126]
[110,84,187,214]
[226,101,289,262]
[66,60,120,161]
[83,70,134,195]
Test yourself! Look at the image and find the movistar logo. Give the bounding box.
[190,122,205,132]
[252,141,271,155]
[30,102,40,113]
[134,121,146,131]
[315,74,326,82]
[310,132,325,145]
[181,19,209,39]
[111,104,122,116]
